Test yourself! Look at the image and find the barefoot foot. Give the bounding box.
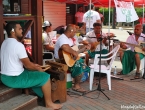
[46,103,63,110]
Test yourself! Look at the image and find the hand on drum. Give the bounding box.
[41,65,51,71]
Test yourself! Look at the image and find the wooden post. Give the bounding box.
[31,0,43,65]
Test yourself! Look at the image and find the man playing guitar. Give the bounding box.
[119,24,145,79]
[54,24,90,92]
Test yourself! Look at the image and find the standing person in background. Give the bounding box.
[95,7,104,24]
[82,3,101,33]
[75,6,84,26]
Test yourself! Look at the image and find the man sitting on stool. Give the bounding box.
[54,24,90,92]
[1,21,62,109]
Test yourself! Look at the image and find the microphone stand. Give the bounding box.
[96,36,110,100]
[83,34,110,100]
[108,36,111,52]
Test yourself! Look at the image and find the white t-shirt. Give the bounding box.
[69,35,80,46]
[1,38,28,76]
[42,31,54,52]
[54,34,73,59]
[85,30,107,51]
[42,31,54,46]
[75,12,84,23]
[126,33,145,51]
[82,10,100,28]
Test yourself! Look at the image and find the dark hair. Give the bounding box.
[87,3,94,10]
[95,7,100,11]
[78,23,84,28]
[43,27,47,31]
[93,23,102,27]
[53,25,65,34]
[5,21,19,37]
[78,6,83,9]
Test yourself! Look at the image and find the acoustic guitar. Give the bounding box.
[58,45,88,67]
[119,41,145,55]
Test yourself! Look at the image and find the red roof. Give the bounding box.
[49,0,145,7]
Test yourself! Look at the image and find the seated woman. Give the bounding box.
[42,21,55,59]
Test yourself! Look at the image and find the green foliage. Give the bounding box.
[99,8,113,25]
[135,8,144,17]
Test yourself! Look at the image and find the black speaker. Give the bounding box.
[94,72,106,77]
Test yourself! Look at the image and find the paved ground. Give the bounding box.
[61,72,145,110]
[59,62,145,110]
[102,25,133,42]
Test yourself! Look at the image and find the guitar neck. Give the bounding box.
[71,45,89,53]
[121,42,140,47]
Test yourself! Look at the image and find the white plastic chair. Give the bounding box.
[43,52,55,65]
[88,40,114,65]
[89,45,120,90]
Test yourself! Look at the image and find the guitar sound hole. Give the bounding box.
[70,54,76,60]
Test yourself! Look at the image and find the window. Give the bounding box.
[66,6,70,14]
[3,0,11,12]
[3,0,21,13]
[66,4,76,14]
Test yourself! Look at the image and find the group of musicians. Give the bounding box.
[1,20,145,109]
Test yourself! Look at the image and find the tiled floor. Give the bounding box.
[59,55,145,110]
[60,71,145,110]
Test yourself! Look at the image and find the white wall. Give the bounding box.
[43,1,66,30]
